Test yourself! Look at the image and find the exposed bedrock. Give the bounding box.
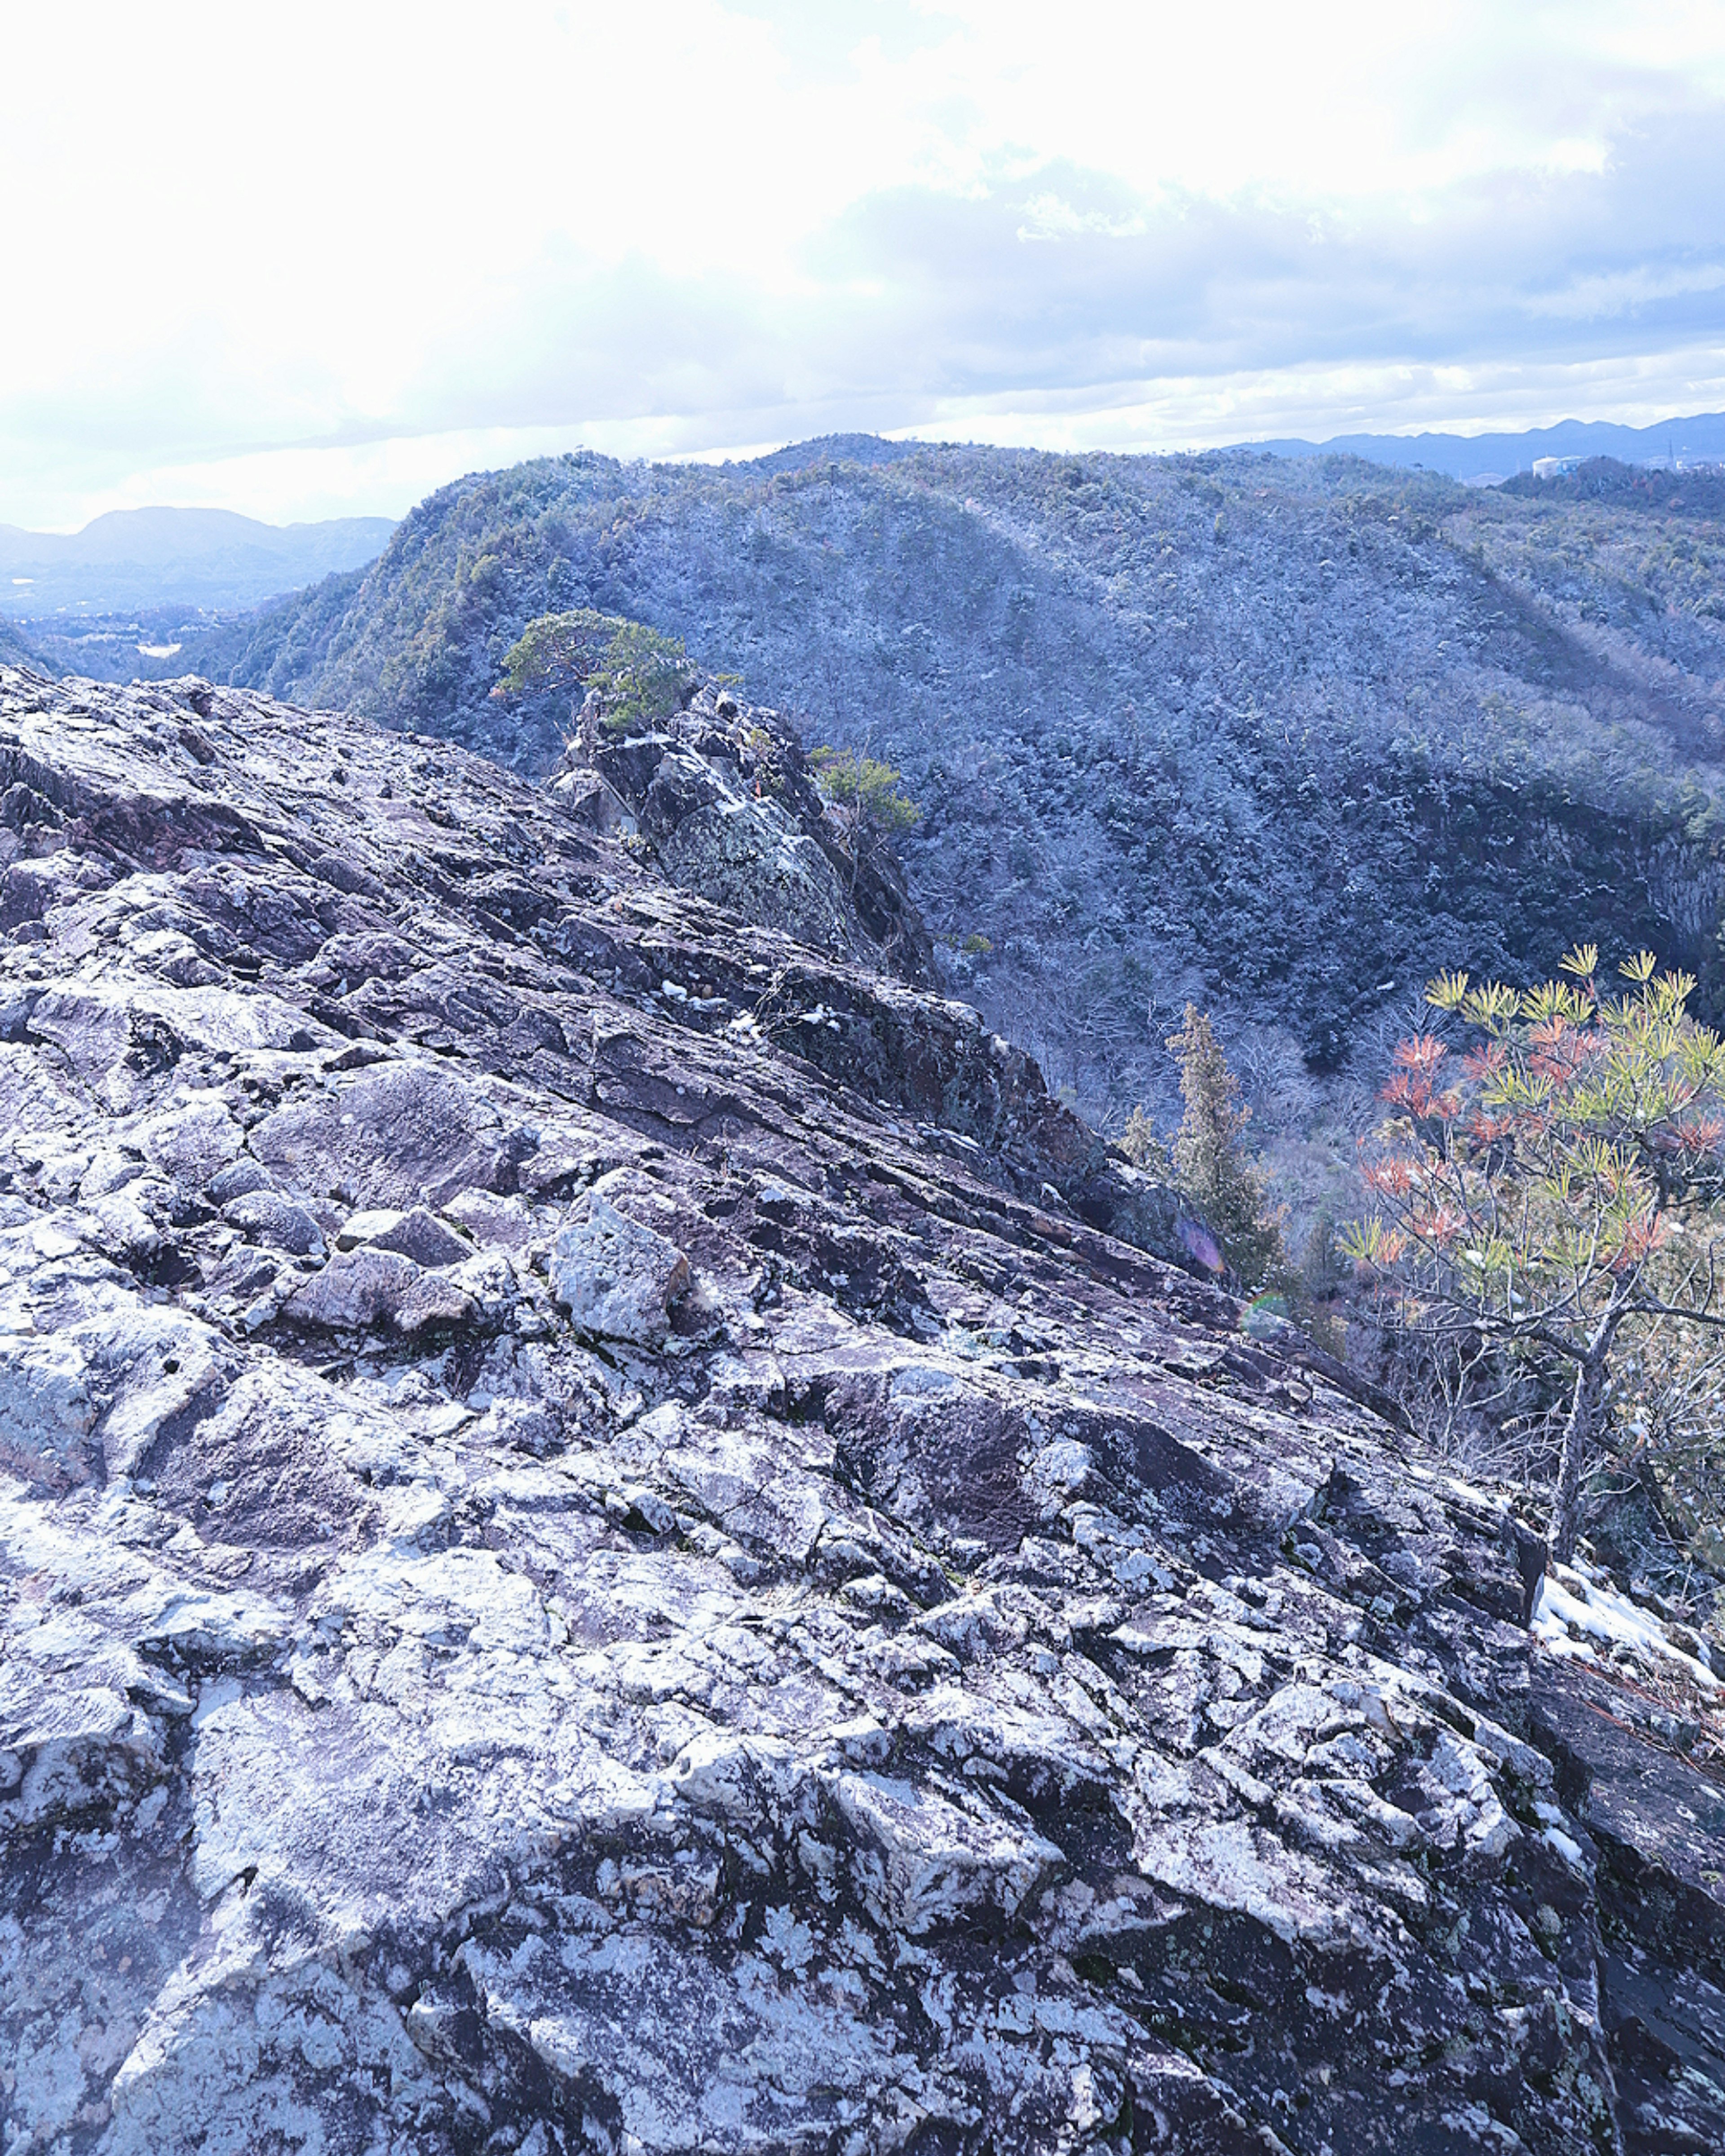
[1,663,1721,2155]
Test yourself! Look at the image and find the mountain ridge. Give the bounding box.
[0,505,395,614]
[161,438,1725,1120]
[3,658,1723,2152]
[1240,409,1725,480]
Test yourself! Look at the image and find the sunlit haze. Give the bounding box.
[7,0,1725,526]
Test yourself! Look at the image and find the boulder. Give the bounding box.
[222,1189,325,1256]
[336,1203,469,1268]
[549,1188,690,1347]
[281,1247,475,1333]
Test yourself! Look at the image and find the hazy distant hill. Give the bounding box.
[0,506,395,614]
[168,439,1725,1117]
[1247,410,1725,482]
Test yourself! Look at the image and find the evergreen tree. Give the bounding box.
[1345,947,1725,1566]
[1166,1005,1287,1291]
[499,609,690,737]
[807,747,921,894]
[1118,1105,1172,1175]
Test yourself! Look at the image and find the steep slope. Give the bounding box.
[3,664,1724,2155]
[191,442,1725,1114]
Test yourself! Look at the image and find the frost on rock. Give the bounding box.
[0,1333,97,1486]
[0,663,1722,2156]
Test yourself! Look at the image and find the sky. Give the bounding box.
[4,0,1725,529]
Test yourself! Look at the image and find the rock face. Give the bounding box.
[2,661,1724,2156]
[560,680,937,987]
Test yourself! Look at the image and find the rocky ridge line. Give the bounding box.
[0,664,1722,2154]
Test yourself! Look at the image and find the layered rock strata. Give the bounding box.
[558,681,937,989]
[1,664,1722,2156]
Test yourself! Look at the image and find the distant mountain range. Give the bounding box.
[8,416,1717,619]
[0,506,396,614]
[1243,411,1725,482]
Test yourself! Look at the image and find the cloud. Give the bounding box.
[2,1,1723,525]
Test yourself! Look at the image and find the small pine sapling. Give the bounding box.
[1344,946,1725,1568]
[809,747,920,887]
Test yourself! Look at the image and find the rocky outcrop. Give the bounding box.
[555,681,937,987]
[2,662,1723,2156]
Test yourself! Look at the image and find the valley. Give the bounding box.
[0,507,394,616]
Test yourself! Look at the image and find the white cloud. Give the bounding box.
[1522,261,1725,320]
[3,0,1723,526]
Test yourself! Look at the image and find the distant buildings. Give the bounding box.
[1532,455,1581,480]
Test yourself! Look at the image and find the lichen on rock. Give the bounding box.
[0,662,1722,2155]
[550,1183,691,1348]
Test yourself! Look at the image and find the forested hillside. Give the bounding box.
[183,442,1725,1118]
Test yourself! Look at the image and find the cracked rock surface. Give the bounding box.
[2,662,1724,2156]
[564,682,938,991]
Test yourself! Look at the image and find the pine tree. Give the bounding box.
[1344,947,1725,1565]
[499,610,691,737]
[1167,1005,1287,1291]
[1118,1105,1172,1175]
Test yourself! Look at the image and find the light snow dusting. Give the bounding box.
[1531,1564,1717,1691]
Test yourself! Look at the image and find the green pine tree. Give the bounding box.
[1167,1005,1287,1292]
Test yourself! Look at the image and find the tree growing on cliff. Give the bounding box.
[809,747,920,834]
[809,747,920,889]
[1166,1005,1287,1292]
[1343,947,1725,1568]
[499,609,691,736]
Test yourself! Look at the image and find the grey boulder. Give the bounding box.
[222,1188,326,1256]
[336,1203,472,1268]
[549,1185,691,1347]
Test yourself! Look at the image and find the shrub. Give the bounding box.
[1344,946,1725,1565]
[809,747,921,834]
